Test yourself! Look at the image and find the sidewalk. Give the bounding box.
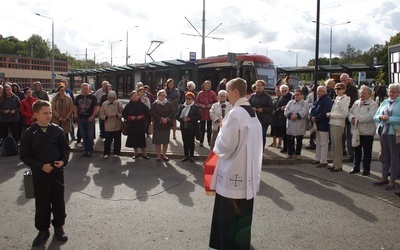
[70,119,381,165]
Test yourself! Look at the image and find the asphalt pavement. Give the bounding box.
[0,115,399,249]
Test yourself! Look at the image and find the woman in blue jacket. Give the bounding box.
[373,83,400,191]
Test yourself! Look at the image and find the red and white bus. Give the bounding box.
[196,53,277,94]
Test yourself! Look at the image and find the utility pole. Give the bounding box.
[183,0,223,59]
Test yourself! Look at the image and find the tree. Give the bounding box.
[339,44,362,64]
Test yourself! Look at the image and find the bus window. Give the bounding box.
[256,67,276,91]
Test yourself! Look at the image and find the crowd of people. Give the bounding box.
[0,76,399,190]
[1,75,399,247]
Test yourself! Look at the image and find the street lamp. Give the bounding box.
[102,39,122,66]
[288,50,298,67]
[35,13,55,91]
[126,26,139,65]
[259,41,269,56]
[312,20,351,66]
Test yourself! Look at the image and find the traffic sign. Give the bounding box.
[189,52,196,62]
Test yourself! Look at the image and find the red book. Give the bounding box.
[203,150,218,196]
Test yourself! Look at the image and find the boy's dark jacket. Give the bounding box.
[20,123,70,175]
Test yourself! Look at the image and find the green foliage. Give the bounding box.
[0,34,100,70]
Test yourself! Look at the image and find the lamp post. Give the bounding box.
[259,41,268,56]
[288,50,298,67]
[126,26,139,65]
[35,13,55,91]
[102,39,122,66]
[312,20,351,66]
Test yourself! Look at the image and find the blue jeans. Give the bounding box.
[78,118,95,152]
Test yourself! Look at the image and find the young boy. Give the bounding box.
[20,100,70,246]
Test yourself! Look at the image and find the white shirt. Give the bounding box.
[329,95,350,127]
[348,98,378,136]
[209,101,233,131]
[211,97,263,200]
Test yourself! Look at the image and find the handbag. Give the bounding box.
[118,103,128,135]
[23,168,35,199]
[121,120,128,135]
[148,120,154,135]
[392,125,400,144]
[195,121,202,141]
[351,125,360,147]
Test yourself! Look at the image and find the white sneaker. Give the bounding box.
[113,154,119,158]
[77,142,83,148]
[102,138,106,142]
[103,154,109,159]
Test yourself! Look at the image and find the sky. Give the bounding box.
[2,0,400,68]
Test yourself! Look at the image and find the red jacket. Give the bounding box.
[195,90,217,121]
[20,97,38,126]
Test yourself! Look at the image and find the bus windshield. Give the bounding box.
[255,65,277,90]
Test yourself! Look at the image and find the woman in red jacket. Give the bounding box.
[195,80,217,147]
[20,87,38,129]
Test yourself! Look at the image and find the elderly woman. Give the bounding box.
[284,89,309,160]
[0,83,21,142]
[177,92,201,163]
[185,81,197,98]
[310,86,332,168]
[99,91,123,159]
[270,87,284,148]
[348,86,378,175]
[209,90,232,149]
[373,83,400,190]
[326,82,350,172]
[151,89,174,161]
[248,79,273,148]
[165,78,180,140]
[276,84,293,153]
[51,84,74,142]
[195,80,218,147]
[123,90,151,160]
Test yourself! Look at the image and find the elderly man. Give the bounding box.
[94,80,110,103]
[310,86,332,168]
[348,86,378,175]
[74,83,99,157]
[209,90,232,149]
[341,73,358,160]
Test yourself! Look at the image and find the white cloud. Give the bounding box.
[2,0,400,67]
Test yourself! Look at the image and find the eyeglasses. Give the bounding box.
[334,88,343,90]
[294,94,301,96]
[282,90,288,93]
[185,98,193,100]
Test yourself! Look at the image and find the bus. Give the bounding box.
[196,53,277,94]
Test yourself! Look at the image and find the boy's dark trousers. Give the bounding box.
[33,171,66,231]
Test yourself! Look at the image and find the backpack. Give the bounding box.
[1,136,19,156]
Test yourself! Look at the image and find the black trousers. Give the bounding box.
[287,135,304,156]
[181,128,195,157]
[210,193,254,250]
[353,135,374,172]
[104,131,122,155]
[33,171,66,231]
[200,120,212,145]
[0,122,19,142]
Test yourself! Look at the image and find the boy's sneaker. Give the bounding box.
[32,230,50,246]
[54,227,68,242]
[103,154,109,159]
[113,154,119,158]
[76,142,83,148]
